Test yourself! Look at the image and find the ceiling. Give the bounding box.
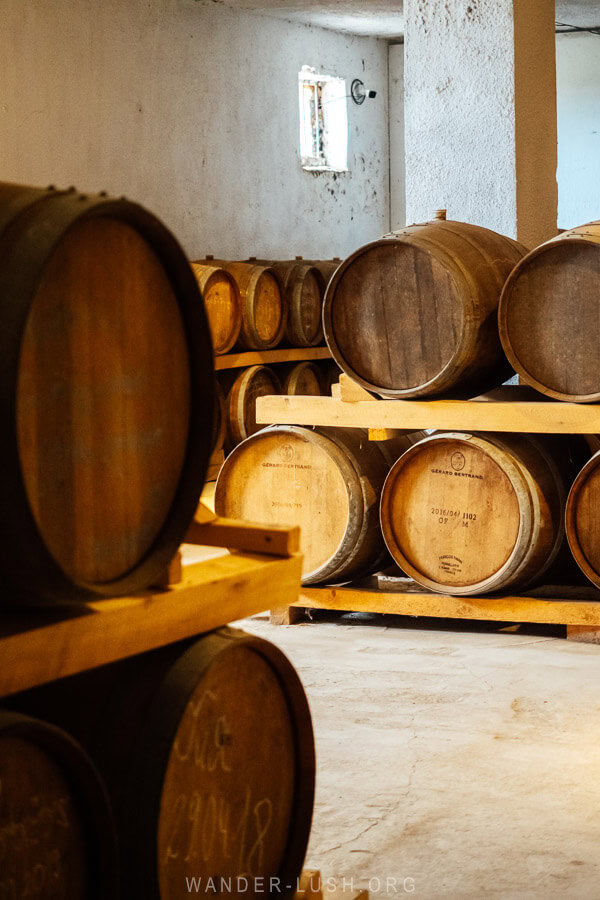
[199,0,404,37]
[202,0,600,39]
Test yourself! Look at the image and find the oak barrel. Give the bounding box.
[191,262,241,355]
[0,711,117,898]
[499,222,600,401]
[380,432,570,596]
[223,365,281,447]
[10,628,315,900]
[271,262,325,347]
[566,449,600,588]
[323,218,526,398]
[303,258,342,286]
[201,261,287,350]
[215,425,423,584]
[0,182,215,602]
[279,263,324,347]
[282,362,323,396]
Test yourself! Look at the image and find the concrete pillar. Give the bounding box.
[389,43,406,230]
[404,0,557,248]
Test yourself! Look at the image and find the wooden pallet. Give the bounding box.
[256,374,600,435]
[257,374,600,642]
[0,506,301,698]
[270,575,600,641]
[215,346,331,371]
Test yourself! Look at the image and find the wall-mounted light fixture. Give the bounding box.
[351,79,377,105]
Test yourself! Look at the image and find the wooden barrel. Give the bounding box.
[215,425,423,584]
[303,258,342,288]
[380,432,570,596]
[201,261,287,350]
[566,449,600,587]
[247,259,324,346]
[190,263,241,355]
[276,263,324,347]
[0,711,117,898]
[212,381,227,453]
[323,218,526,399]
[0,182,215,602]
[9,628,315,900]
[282,362,323,396]
[499,223,600,402]
[224,365,281,447]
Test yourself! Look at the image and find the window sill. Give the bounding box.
[302,165,349,174]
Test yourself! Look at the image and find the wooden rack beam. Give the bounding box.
[215,346,331,371]
[0,518,302,697]
[294,582,600,626]
[257,382,600,434]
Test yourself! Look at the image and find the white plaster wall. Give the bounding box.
[403,0,557,248]
[0,0,389,259]
[388,43,405,230]
[557,33,600,229]
[404,0,517,233]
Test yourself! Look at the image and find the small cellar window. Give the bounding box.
[298,67,348,173]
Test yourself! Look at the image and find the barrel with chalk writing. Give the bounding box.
[9,628,315,899]
[0,711,117,898]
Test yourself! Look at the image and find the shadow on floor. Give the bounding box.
[252,608,565,639]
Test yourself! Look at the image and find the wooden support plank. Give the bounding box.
[368,428,404,441]
[256,394,600,434]
[194,501,217,524]
[339,373,376,401]
[215,346,331,370]
[0,551,303,697]
[297,584,600,626]
[190,501,300,557]
[270,604,307,625]
[200,481,217,513]
[566,625,600,643]
[151,550,183,588]
[186,517,300,557]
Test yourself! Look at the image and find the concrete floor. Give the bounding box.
[234,611,600,899]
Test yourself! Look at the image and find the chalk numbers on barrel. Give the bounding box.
[162,688,275,876]
[0,774,75,897]
[164,787,274,875]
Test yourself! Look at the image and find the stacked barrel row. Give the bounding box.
[213,359,341,453]
[322,211,600,404]
[192,256,341,354]
[2,627,315,899]
[215,424,600,594]
[0,183,315,897]
[216,211,600,595]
